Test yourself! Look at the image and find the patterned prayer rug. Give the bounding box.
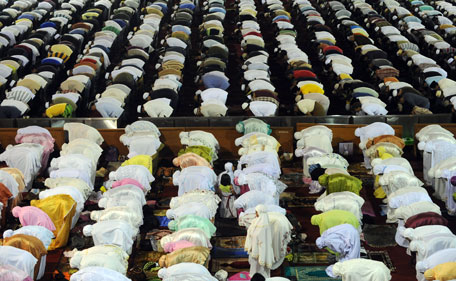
[210,257,250,273]
[366,250,396,272]
[281,172,304,186]
[215,218,247,237]
[284,266,341,281]
[291,252,335,264]
[214,236,246,248]
[285,196,318,208]
[363,224,397,247]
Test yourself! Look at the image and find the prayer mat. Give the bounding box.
[215,218,247,236]
[361,199,376,217]
[281,172,304,186]
[284,266,341,281]
[293,243,322,252]
[363,224,397,247]
[107,161,122,172]
[280,192,296,202]
[127,250,165,281]
[347,163,369,174]
[366,250,396,272]
[210,257,250,273]
[358,175,375,188]
[212,246,249,258]
[214,236,246,248]
[291,252,335,264]
[156,197,172,209]
[53,249,77,279]
[212,236,248,258]
[286,196,318,208]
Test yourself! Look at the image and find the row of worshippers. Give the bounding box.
[91,0,164,118]
[12,0,119,118]
[318,0,392,116]
[0,0,49,90]
[193,0,231,117]
[52,0,140,119]
[346,0,447,114]
[0,123,103,280]
[0,0,53,99]
[434,1,456,46]
[263,0,330,117]
[138,0,194,118]
[231,118,292,279]
[290,0,341,116]
[254,0,307,116]
[326,0,422,115]
[293,124,392,280]
[416,125,456,215]
[383,0,456,67]
[323,0,429,116]
[0,0,151,120]
[236,0,280,117]
[0,0,88,118]
[157,129,221,280]
[69,122,160,280]
[0,126,52,229]
[399,0,456,112]
[0,126,53,189]
[394,0,456,67]
[375,0,453,111]
[356,122,456,281]
[314,0,453,115]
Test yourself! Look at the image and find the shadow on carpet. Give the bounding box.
[285,266,341,281]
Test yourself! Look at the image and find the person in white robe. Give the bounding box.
[245,205,275,278]
[332,259,391,281]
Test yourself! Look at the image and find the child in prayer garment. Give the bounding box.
[217,163,240,218]
[309,164,326,194]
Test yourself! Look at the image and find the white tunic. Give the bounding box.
[386,201,441,223]
[409,233,456,262]
[332,259,391,281]
[158,263,216,280]
[83,220,136,254]
[69,245,129,275]
[69,266,132,281]
[172,166,217,196]
[0,246,37,279]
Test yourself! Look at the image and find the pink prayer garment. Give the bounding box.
[163,240,196,253]
[12,206,56,231]
[228,272,250,280]
[111,178,146,192]
[0,264,32,281]
[15,133,55,169]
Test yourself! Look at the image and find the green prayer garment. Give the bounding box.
[236,118,272,135]
[318,173,363,195]
[219,184,232,193]
[168,215,216,237]
[178,146,213,164]
[63,103,74,118]
[311,210,360,235]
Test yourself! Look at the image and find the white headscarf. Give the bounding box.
[244,205,275,269]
